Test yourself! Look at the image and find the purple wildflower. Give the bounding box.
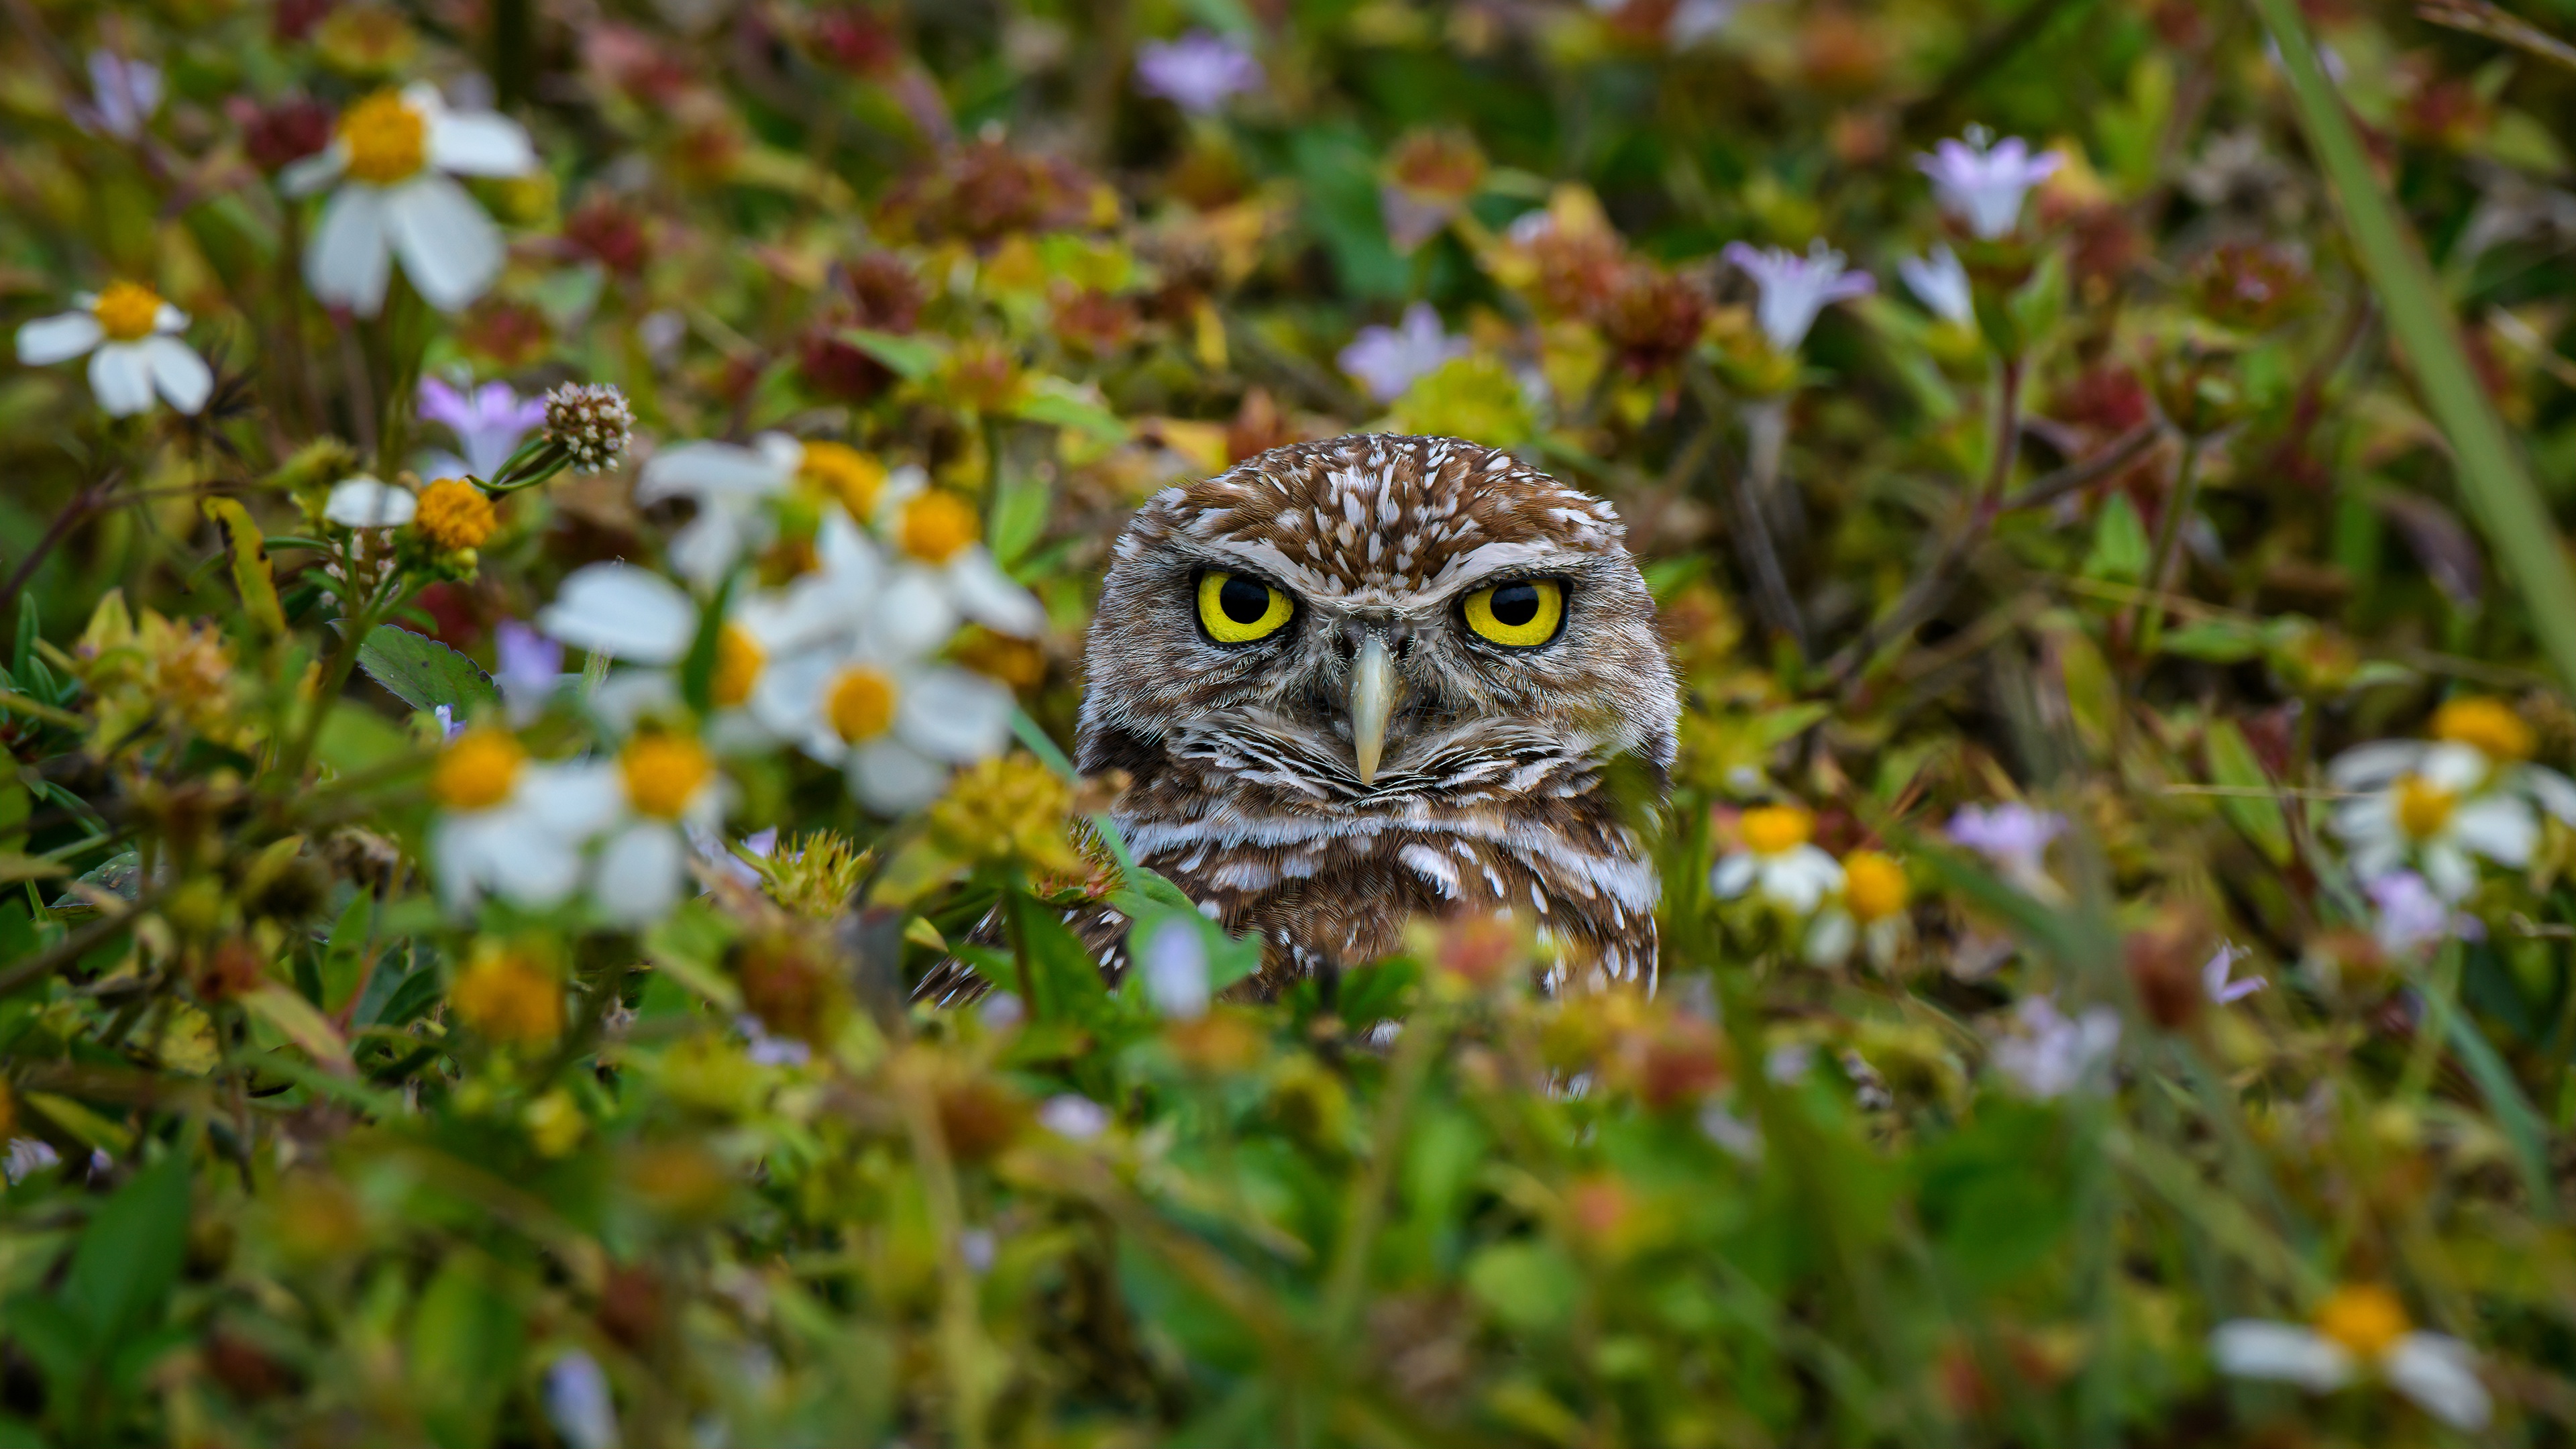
[1134,30,1261,115]
[1990,995,2121,1099]
[1897,244,1974,326]
[494,619,566,722]
[2366,870,2483,959]
[1722,240,1876,351]
[85,50,161,140]
[419,378,548,482]
[1947,802,2066,890]
[1917,128,2063,240]
[2202,943,2266,1005]
[1337,303,1468,402]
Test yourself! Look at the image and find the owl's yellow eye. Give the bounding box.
[1461,578,1566,647]
[1197,570,1295,643]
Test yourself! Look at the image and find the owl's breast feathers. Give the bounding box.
[1091,712,1664,991]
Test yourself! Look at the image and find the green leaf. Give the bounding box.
[355,627,499,716]
[838,327,942,382]
[2203,720,2292,865]
[2082,494,2150,583]
[1465,1241,1580,1335]
[644,899,744,1010]
[2159,620,2261,663]
[62,1147,190,1344]
[315,702,410,773]
[989,470,1051,572]
[1012,377,1131,443]
[409,1256,525,1449]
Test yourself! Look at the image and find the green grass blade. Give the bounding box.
[2251,0,2576,690]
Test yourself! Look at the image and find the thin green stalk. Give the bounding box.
[2129,435,2203,659]
[2253,0,2576,690]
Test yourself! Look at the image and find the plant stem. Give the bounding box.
[2129,435,2204,660]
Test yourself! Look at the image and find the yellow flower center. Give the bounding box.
[339,90,427,185]
[414,479,497,550]
[827,665,898,743]
[450,942,563,1046]
[900,490,980,565]
[2394,773,2457,841]
[712,624,763,708]
[91,281,164,342]
[2314,1285,2410,1360]
[1843,850,1909,922]
[1739,805,1814,856]
[2432,696,2534,763]
[798,441,887,519]
[432,729,523,810]
[621,733,712,820]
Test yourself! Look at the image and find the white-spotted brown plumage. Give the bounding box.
[919,434,1678,1002]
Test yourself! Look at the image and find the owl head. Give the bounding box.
[1077,435,1678,803]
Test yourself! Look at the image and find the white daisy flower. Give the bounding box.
[280,84,537,315]
[2330,740,2556,902]
[1711,804,1844,915]
[533,521,875,743]
[427,729,620,915]
[869,468,1048,646]
[635,434,876,590]
[323,475,417,528]
[15,282,211,417]
[1804,849,1910,967]
[587,730,731,925]
[2211,1285,2491,1432]
[760,610,1018,816]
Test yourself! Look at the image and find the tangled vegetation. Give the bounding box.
[6,0,2576,1442]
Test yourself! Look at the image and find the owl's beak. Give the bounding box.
[1349,633,1397,785]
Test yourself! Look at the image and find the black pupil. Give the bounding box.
[1489,583,1542,628]
[1218,575,1273,625]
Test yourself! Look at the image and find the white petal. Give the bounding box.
[665,509,751,592]
[756,433,806,471]
[2328,741,2427,791]
[2422,742,2493,792]
[1711,853,1756,899]
[1764,847,1844,914]
[944,547,1046,637]
[278,146,347,197]
[87,343,154,416]
[537,564,699,663]
[1805,910,1856,965]
[2519,765,2576,824]
[869,567,959,659]
[2383,1333,2491,1431]
[2451,795,2537,866]
[519,761,625,839]
[16,311,101,364]
[749,651,835,740]
[384,174,504,313]
[2422,844,2478,902]
[589,669,683,734]
[152,302,186,333]
[811,508,884,605]
[896,667,1015,763]
[637,441,786,503]
[592,822,685,925]
[324,477,418,528]
[2210,1322,2355,1392]
[482,826,585,906]
[140,335,211,413]
[429,816,488,912]
[428,110,537,176]
[307,184,392,316]
[849,739,947,814]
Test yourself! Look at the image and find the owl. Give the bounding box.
[922,434,1678,1002]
